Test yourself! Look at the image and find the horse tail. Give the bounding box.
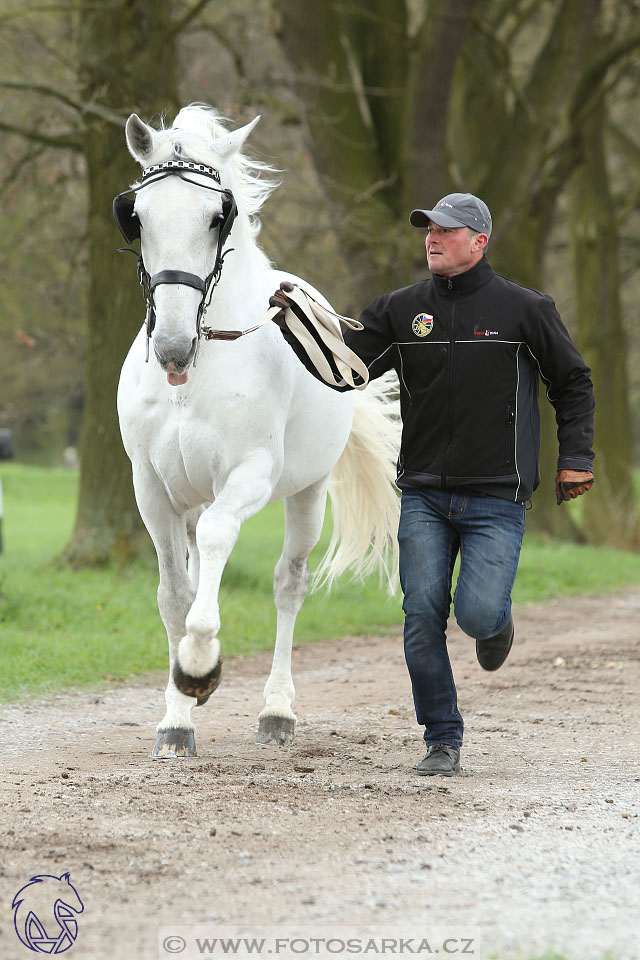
[313,372,401,594]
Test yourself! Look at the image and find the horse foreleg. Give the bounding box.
[173,453,274,701]
[133,467,198,758]
[257,479,329,746]
[186,504,204,592]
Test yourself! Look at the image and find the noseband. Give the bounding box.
[113,160,238,361]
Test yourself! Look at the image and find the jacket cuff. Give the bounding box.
[556,456,594,473]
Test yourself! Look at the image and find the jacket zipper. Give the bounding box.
[441,278,455,487]
[505,403,515,466]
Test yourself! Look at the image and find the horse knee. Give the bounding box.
[185,603,220,643]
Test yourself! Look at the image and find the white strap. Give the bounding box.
[271,288,369,390]
[203,287,369,390]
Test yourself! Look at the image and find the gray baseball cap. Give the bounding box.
[410,193,492,237]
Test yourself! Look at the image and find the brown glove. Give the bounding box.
[268,281,296,331]
[556,469,595,505]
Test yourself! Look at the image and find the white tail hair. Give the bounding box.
[313,373,401,594]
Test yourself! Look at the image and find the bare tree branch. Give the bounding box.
[0,79,128,126]
[0,3,103,24]
[608,120,640,226]
[167,0,213,39]
[502,0,544,45]
[0,143,46,192]
[0,119,82,150]
[188,22,247,80]
[569,28,640,124]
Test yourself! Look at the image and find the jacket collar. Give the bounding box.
[431,256,495,296]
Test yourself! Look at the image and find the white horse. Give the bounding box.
[116,105,399,758]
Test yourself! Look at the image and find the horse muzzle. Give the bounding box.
[153,333,198,386]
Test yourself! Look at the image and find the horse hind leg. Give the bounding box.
[257,479,329,746]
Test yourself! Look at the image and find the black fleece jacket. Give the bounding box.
[281,257,595,503]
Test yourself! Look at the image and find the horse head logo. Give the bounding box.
[12,872,84,954]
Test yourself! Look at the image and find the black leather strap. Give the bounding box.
[149,270,207,293]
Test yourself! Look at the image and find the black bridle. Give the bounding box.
[113,159,238,360]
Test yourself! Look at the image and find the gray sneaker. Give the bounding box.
[416,743,460,777]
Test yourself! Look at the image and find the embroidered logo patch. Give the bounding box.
[412,313,434,338]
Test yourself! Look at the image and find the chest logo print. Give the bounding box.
[412,313,434,338]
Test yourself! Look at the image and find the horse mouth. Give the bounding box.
[155,340,197,386]
[166,366,190,386]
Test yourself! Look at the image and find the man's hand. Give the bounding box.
[268,281,296,331]
[556,469,595,505]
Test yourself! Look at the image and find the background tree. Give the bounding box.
[567,3,640,546]
[272,1,474,307]
[274,0,640,543]
[0,0,210,563]
[69,1,185,564]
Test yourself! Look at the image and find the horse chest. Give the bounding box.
[134,399,264,506]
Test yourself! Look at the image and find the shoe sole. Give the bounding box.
[416,765,460,777]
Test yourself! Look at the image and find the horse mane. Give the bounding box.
[141,103,279,241]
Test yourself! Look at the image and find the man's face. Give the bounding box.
[425,223,487,277]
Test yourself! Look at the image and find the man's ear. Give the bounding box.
[472,232,489,252]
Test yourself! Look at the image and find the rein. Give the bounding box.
[200,287,370,389]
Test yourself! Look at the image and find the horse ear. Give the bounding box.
[125,114,157,164]
[213,116,260,162]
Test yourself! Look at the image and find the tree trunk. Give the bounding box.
[487,190,586,541]
[448,0,599,539]
[569,94,637,547]
[65,1,181,565]
[274,0,475,303]
[274,0,397,305]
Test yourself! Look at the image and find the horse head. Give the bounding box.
[120,107,263,385]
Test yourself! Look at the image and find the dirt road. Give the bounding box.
[1,591,639,960]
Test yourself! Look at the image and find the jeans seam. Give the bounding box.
[448,495,467,519]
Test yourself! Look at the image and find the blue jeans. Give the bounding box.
[398,488,526,747]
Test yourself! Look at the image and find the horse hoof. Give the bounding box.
[256,715,296,746]
[151,728,197,759]
[173,658,222,701]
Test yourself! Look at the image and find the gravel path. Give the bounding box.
[1,590,638,960]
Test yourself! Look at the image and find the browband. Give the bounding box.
[141,160,221,183]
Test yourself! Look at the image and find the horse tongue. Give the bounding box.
[167,371,189,386]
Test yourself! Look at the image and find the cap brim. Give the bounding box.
[409,208,467,229]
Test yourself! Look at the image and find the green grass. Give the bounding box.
[1,463,640,702]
